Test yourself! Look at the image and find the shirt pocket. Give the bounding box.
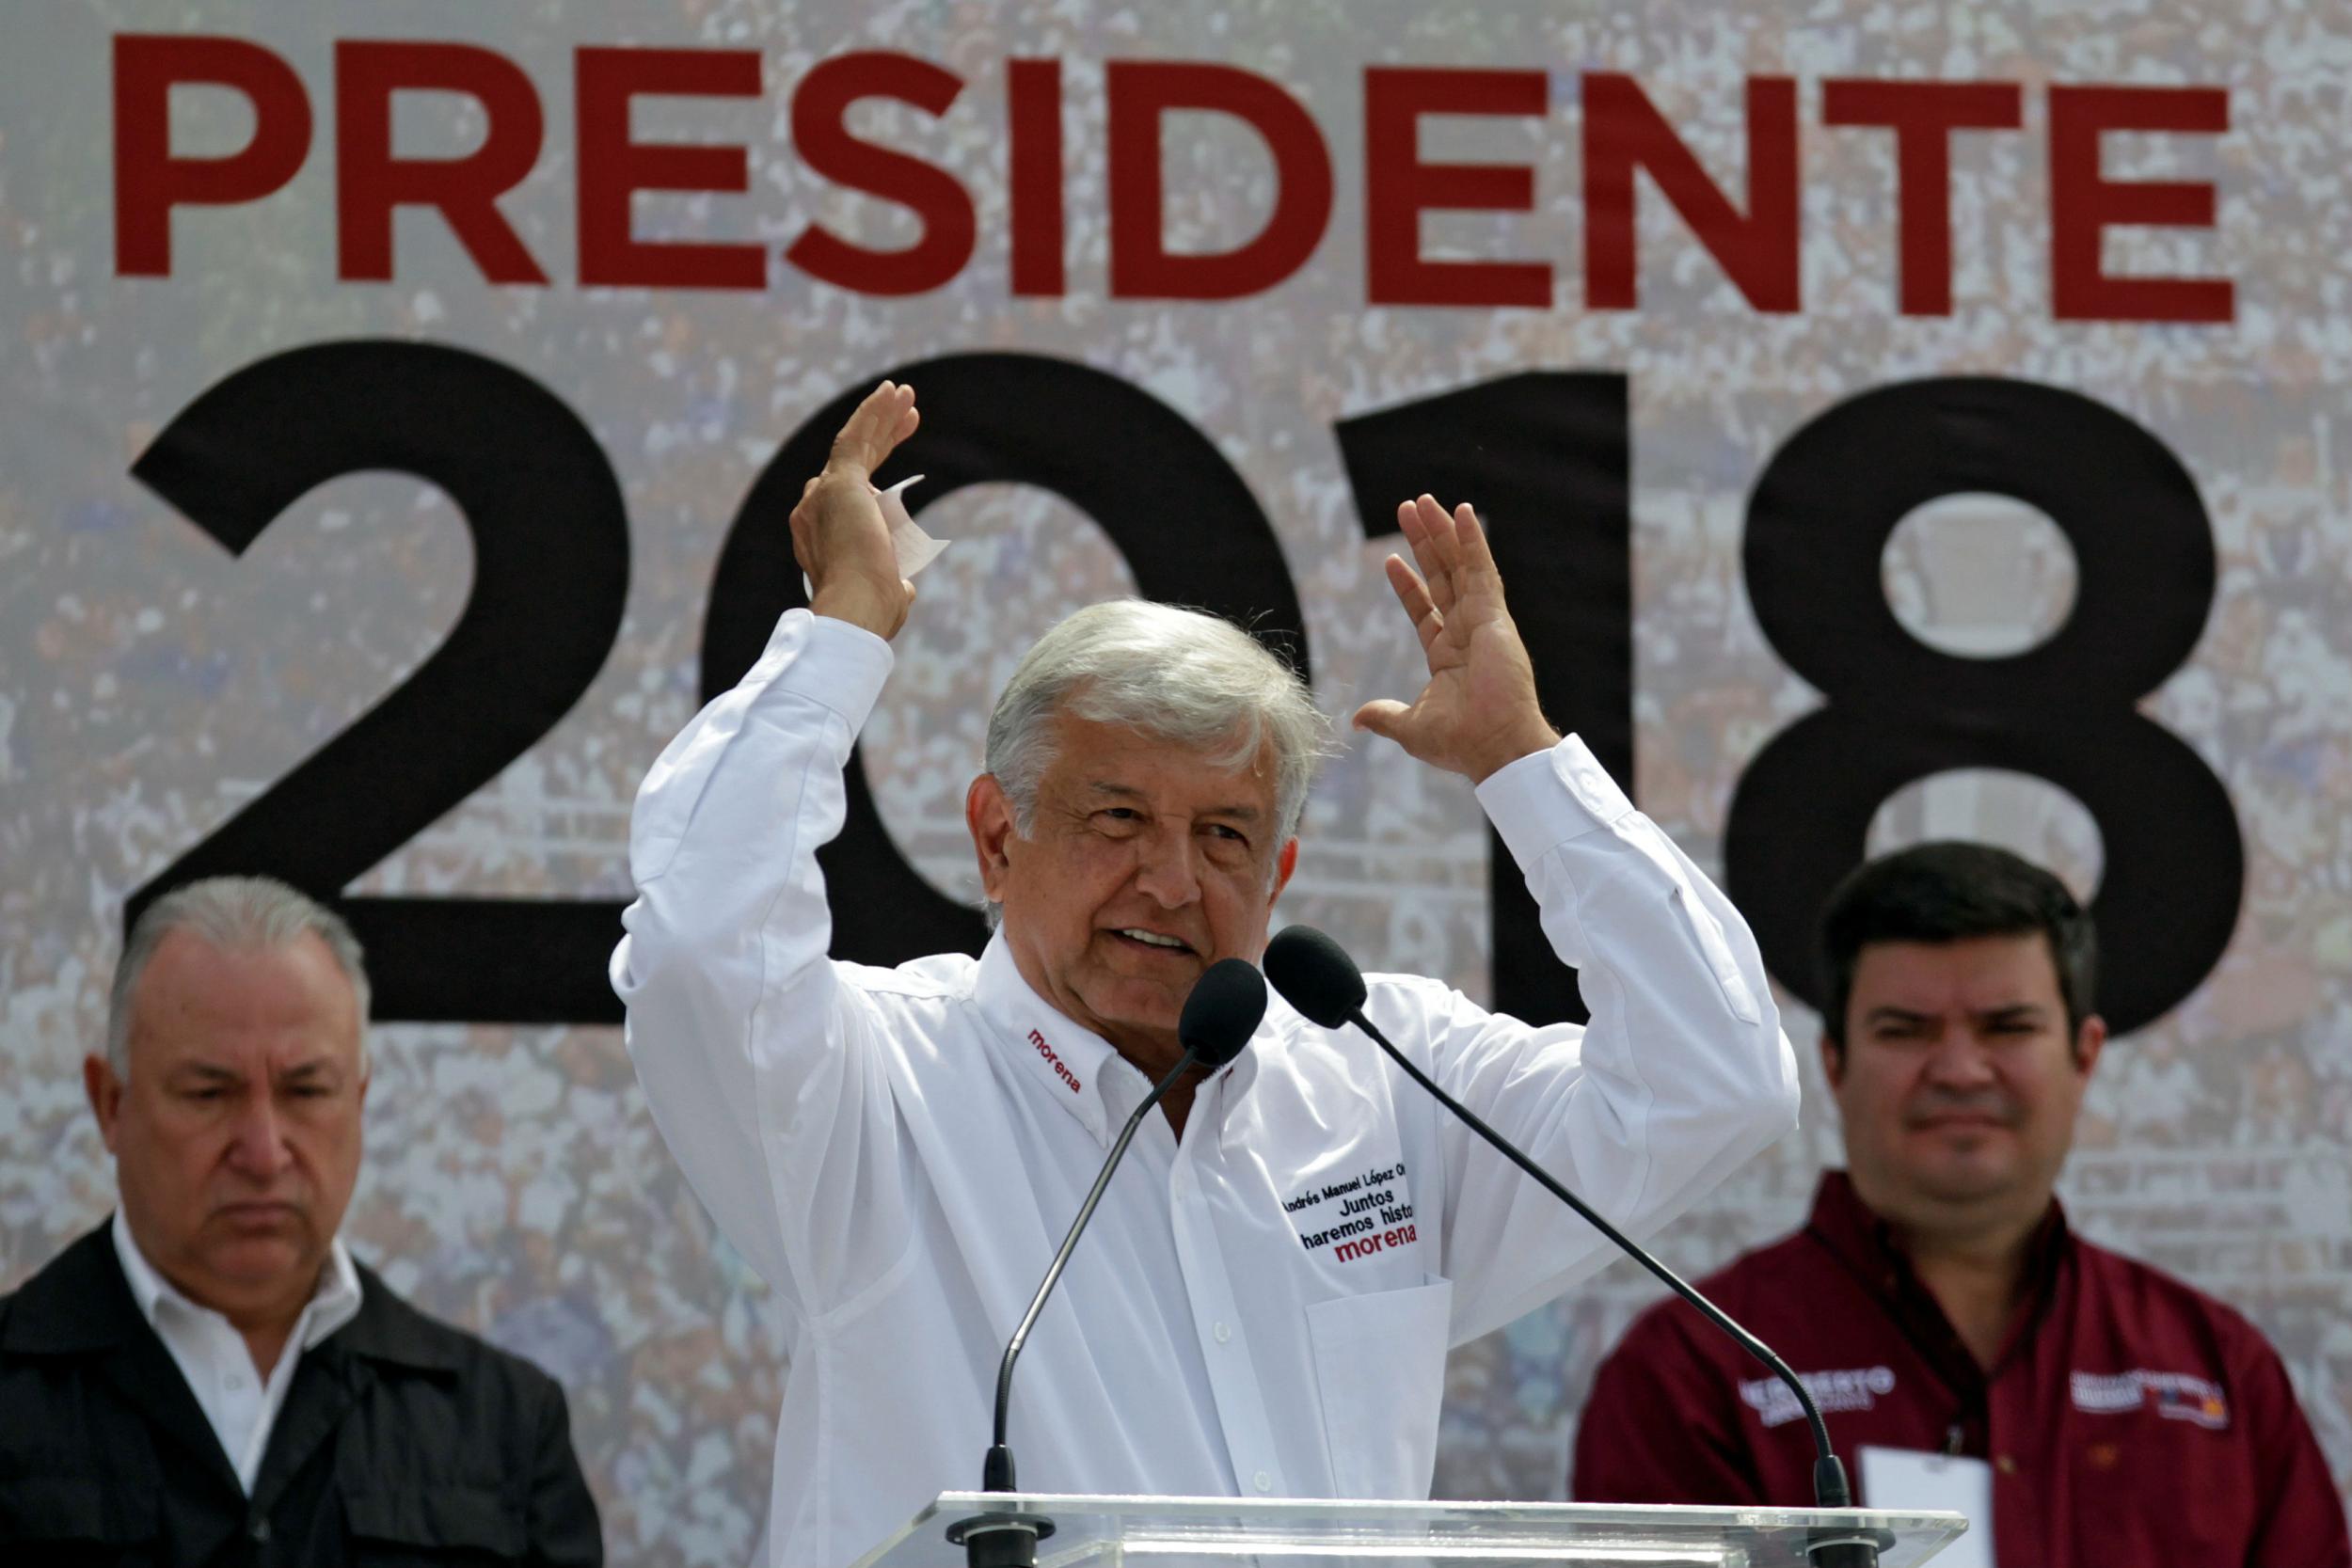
[1304,1275,1454,1498]
[2066,1408,2249,1567]
[342,1484,526,1564]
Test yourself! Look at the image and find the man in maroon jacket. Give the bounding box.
[1573,843,2348,1568]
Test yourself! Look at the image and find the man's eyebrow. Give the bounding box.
[278,1058,342,1082]
[1974,1004,2049,1024]
[169,1062,246,1085]
[1085,782,1264,821]
[1862,1006,1937,1027]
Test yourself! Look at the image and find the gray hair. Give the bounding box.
[983,599,1333,879]
[107,877,371,1077]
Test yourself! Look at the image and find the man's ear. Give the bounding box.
[1818,1033,1845,1092]
[967,774,1017,903]
[85,1053,124,1154]
[1272,838,1298,901]
[2072,1014,2108,1078]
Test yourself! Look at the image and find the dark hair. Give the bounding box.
[1817,842,2096,1052]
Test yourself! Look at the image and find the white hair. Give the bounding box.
[107,877,371,1076]
[982,600,1332,903]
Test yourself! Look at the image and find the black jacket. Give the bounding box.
[0,1225,602,1566]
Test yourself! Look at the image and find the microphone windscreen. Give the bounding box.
[1263,926,1368,1028]
[1179,958,1266,1068]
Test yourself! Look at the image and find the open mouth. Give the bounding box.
[1111,927,1196,957]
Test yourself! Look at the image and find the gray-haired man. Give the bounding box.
[0,877,601,1566]
[613,382,1801,1565]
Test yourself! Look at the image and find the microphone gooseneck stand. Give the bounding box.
[947,958,1267,1568]
[1263,925,1887,1568]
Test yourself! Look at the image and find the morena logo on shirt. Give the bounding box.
[2070,1369,2231,1429]
[1739,1366,1897,1428]
[1027,1029,1081,1094]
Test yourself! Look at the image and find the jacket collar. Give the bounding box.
[328,1262,466,1372]
[3,1222,463,1513]
[3,1217,458,1374]
[3,1224,244,1495]
[109,1211,364,1356]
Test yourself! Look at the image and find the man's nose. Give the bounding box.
[1132,828,1202,908]
[225,1093,294,1179]
[1924,1030,1999,1088]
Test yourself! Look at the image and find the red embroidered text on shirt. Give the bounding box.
[1027,1029,1082,1094]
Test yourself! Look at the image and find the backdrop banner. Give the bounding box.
[4,2,2347,1558]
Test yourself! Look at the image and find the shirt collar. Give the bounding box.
[975,933,1123,1146]
[971,932,1263,1148]
[111,1209,365,1353]
[1804,1169,2073,1374]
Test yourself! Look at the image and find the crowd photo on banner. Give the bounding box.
[4,2,2350,1565]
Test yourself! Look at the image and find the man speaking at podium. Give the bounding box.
[612,382,1800,1565]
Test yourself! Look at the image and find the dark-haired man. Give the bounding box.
[1573,842,2348,1568]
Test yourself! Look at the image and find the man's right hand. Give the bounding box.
[791,380,922,641]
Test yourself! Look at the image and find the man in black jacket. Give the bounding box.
[0,877,601,1565]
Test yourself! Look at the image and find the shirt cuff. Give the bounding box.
[1473,735,1638,873]
[760,608,896,734]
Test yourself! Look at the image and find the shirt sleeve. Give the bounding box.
[2236,1330,2352,1568]
[608,609,912,1319]
[1403,736,1800,1342]
[1572,1303,1766,1506]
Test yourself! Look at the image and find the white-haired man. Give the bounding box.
[612,382,1801,1564]
[0,877,601,1566]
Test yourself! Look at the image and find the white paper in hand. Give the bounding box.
[801,474,949,600]
[875,474,949,578]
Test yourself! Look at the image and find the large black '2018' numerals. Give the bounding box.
[1724,378,2243,1037]
[129,350,2243,1036]
[126,342,632,1022]
[701,353,1311,965]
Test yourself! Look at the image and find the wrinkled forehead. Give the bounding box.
[1047,712,1277,808]
[129,929,364,1069]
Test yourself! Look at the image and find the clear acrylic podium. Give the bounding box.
[850,1492,1968,1567]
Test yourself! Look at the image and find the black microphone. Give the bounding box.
[1263,926,1883,1568]
[946,958,1266,1568]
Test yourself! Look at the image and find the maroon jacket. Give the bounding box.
[1574,1173,2348,1568]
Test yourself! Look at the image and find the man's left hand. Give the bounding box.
[1354,494,1560,783]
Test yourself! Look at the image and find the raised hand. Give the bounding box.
[790,380,922,641]
[1354,495,1561,783]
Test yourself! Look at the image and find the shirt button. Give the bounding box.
[225,1374,245,1391]
[249,1516,272,1543]
[1215,1322,1232,1344]
[1254,1471,1273,1494]
[1994,1455,2017,1475]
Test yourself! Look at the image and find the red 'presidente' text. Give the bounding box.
[113,35,2234,322]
